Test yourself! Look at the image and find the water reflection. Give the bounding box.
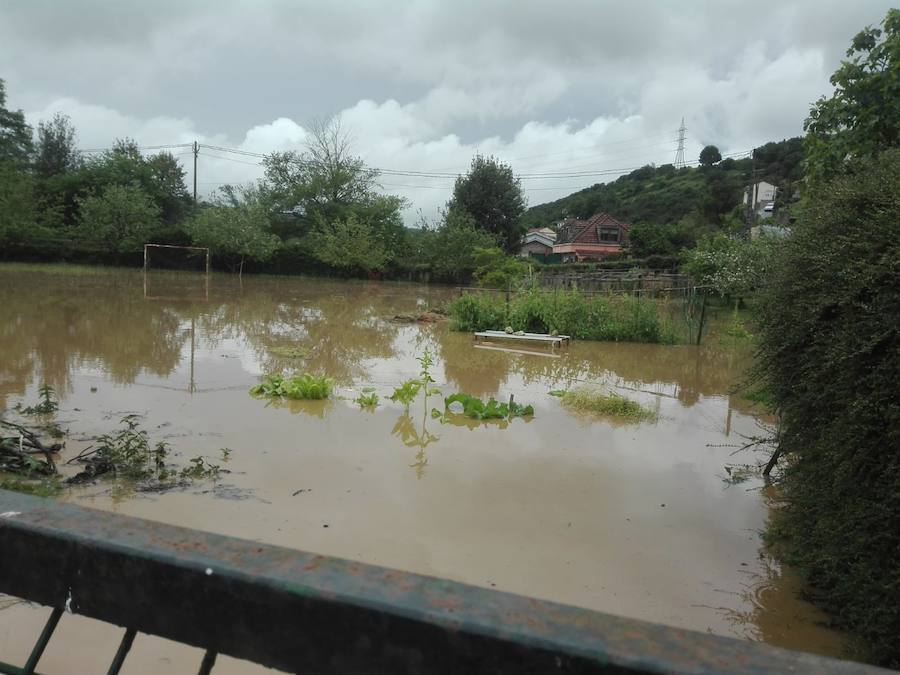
[0,271,187,406]
[0,265,846,663]
[392,413,439,479]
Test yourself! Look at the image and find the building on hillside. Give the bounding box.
[518,227,557,258]
[551,213,631,262]
[743,181,777,209]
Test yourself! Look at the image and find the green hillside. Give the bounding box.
[522,137,805,229]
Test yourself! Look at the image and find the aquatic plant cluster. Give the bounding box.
[442,393,533,420]
[250,374,333,400]
[248,348,658,427]
[448,289,677,344]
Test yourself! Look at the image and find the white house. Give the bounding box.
[519,227,557,258]
[743,181,777,208]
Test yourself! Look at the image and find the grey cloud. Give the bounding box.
[2,0,895,220]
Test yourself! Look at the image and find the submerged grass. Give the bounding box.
[250,373,333,400]
[268,344,309,359]
[448,288,677,344]
[559,388,656,421]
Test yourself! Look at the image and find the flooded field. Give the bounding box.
[0,264,846,672]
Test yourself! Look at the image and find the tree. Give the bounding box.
[78,184,161,254]
[0,163,39,249]
[34,112,80,178]
[185,197,280,276]
[260,117,407,268]
[0,79,32,164]
[756,150,900,665]
[312,214,390,275]
[805,9,900,180]
[627,221,696,257]
[448,155,526,253]
[145,151,192,225]
[472,247,529,289]
[682,233,776,307]
[418,209,498,284]
[73,139,193,229]
[699,145,722,166]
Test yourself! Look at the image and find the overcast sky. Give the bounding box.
[1,0,894,221]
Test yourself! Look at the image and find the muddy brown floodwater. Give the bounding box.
[0,264,847,673]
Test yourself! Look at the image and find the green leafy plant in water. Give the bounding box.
[443,393,534,420]
[250,374,333,400]
[69,416,222,487]
[388,350,443,478]
[180,456,221,481]
[389,349,440,410]
[89,415,172,481]
[355,392,379,408]
[559,388,656,421]
[389,379,422,408]
[20,385,58,416]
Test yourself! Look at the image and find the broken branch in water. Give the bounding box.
[0,419,58,475]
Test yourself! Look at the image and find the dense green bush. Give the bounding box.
[449,288,677,344]
[757,150,900,666]
[447,292,508,332]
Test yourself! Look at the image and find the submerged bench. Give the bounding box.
[474,330,570,347]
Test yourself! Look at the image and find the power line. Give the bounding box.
[78,143,194,154]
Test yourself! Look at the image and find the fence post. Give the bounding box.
[695,290,708,346]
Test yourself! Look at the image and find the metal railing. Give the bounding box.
[0,489,889,674]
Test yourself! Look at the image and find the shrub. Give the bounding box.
[757,150,900,666]
[447,292,508,331]
[449,288,677,344]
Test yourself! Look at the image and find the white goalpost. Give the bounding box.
[143,244,210,275]
[143,244,211,301]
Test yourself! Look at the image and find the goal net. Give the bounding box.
[143,244,210,301]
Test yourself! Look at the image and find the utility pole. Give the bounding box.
[674,118,687,168]
[746,148,756,238]
[192,141,199,203]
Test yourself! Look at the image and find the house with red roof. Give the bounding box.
[552,213,631,262]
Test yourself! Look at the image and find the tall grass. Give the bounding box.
[449,288,677,344]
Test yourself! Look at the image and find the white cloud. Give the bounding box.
[25,34,829,224]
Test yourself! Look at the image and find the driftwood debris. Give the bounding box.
[0,419,60,475]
